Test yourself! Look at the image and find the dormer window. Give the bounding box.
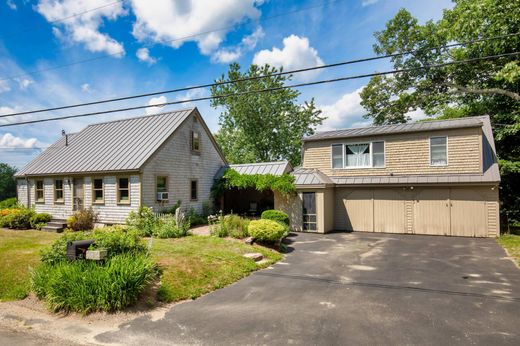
[430,136,448,166]
[332,141,385,169]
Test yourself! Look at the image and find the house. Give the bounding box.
[271,115,501,237]
[15,108,227,224]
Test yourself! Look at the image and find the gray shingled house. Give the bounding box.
[15,108,227,225]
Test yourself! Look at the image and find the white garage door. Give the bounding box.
[413,188,451,236]
[373,189,406,234]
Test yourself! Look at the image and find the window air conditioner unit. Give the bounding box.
[157,192,169,201]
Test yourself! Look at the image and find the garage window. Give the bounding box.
[430,136,448,166]
[302,192,317,231]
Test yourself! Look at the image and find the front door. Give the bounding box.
[73,178,84,211]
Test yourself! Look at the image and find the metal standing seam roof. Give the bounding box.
[292,167,334,186]
[228,161,293,176]
[15,108,196,177]
[303,116,486,142]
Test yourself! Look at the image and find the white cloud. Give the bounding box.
[0,80,11,93]
[146,95,167,115]
[362,0,379,6]
[6,0,16,10]
[36,0,126,56]
[136,47,157,64]
[211,26,264,64]
[0,133,37,148]
[406,108,428,121]
[130,0,262,55]
[16,78,34,90]
[318,87,367,130]
[81,83,91,92]
[253,35,324,81]
[241,26,264,50]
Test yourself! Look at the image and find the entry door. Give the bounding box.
[73,178,84,210]
[413,188,450,236]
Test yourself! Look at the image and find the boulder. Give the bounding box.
[242,253,263,262]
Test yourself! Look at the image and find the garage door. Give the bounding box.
[413,188,451,236]
[336,188,373,232]
[374,189,405,233]
[450,188,488,237]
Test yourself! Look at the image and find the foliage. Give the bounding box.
[153,215,190,239]
[209,212,250,239]
[212,169,296,198]
[126,206,157,236]
[126,206,191,238]
[497,234,520,265]
[0,207,35,229]
[248,219,287,243]
[261,209,290,226]
[359,0,520,224]
[40,227,147,265]
[0,197,18,209]
[160,200,182,215]
[66,208,97,231]
[29,213,52,230]
[31,253,157,314]
[210,63,324,166]
[0,163,17,201]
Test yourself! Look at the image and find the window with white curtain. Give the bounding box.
[345,143,371,167]
[332,144,343,168]
[430,136,447,166]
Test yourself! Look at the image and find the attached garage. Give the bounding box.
[334,186,499,237]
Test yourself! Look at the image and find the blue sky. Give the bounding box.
[0,0,453,169]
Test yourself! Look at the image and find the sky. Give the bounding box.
[0,0,454,169]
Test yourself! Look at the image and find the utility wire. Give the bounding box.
[0,0,347,83]
[2,32,519,119]
[0,0,124,39]
[1,51,518,128]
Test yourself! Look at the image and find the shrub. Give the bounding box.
[0,197,18,209]
[153,216,190,239]
[31,253,157,314]
[261,210,290,226]
[126,206,157,236]
[160,200,182,215]
[1,208,35,229]
[67,208,97,231]
[30,213,52,230]
[223,214,250,239]
[248,219,287,243]
[186,208,207,226]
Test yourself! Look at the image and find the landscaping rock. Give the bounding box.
[243,253,263,262]
[244,237,254,245]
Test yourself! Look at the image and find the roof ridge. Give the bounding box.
[86,107,196,127]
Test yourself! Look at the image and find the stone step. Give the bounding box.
[42,225,64,233]
[47,221,67,228]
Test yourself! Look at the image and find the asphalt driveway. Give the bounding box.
[98,232,520,345]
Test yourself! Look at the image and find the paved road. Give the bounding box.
[95,232,520,345]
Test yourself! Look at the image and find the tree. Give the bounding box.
[359,0,520,225]
[211,63,324,166]
[0,163,17,201]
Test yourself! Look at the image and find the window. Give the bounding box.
[372,141,385,167]
[35,180,44,203]
[332,144,343,168]
[156,176,168,193]
[302,192,317,231]
[190,180,198,201]
[117,177,130,203]
[191,131,201,152]
[92,178,104,203]
[345,143,371,167]
[430,136,447,166]
[54,179,64,203]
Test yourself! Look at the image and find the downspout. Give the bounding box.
[25,176,30,207]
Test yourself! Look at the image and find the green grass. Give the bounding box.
[0,229,60,301]
[152,235,282,303]
[498,234,520,265]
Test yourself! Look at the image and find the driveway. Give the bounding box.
[97,232,520,345]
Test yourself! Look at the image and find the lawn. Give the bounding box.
[153,236,283,303]
[0,229,60,301]
[498,234,520,266]
[0,229,282,305]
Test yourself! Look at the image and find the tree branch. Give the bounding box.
[444,83,520,101]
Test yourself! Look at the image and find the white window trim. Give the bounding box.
[331,141,386,169]
[429,136,449,167]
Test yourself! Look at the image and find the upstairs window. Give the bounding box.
[92,178,104,203]
[118,177,130,204]
[332,144,343,168]
[345,144,371,168]
[372,141,385,167]
[332,142,385,169]
[35,180,44,203]
[191,131,201,152]
[430,136,448,166]
[54,179,64,203]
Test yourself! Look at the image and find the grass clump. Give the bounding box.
[498,234,520,265]
[209,213,250,239]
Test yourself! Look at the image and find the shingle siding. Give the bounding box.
[141,113,225,214]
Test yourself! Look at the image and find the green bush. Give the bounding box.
[67,208,97,231]
[248,219,287,243]
[187,208,207,226]
[153,216,190,239]
[126,206,158,236]
[40,227,147,265]
[31,253,157,314]
[160,200,182,215]
[0,197,18,209]
[261,210,290,226]
[2,208,35,229]
[30,213,52,230]
[224,214,250,239]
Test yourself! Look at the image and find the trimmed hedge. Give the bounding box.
[0,208,49,230]
[248,219,287,243]
[261,209,290,226]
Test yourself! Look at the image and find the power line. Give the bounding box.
[0,0,124,39]
[1,51,518,128]
[0,0,347,83]
[2,32,519,119]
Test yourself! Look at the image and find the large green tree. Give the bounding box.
[360,0,520,225]
[211,63,324,166]
[0,163,17,201]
